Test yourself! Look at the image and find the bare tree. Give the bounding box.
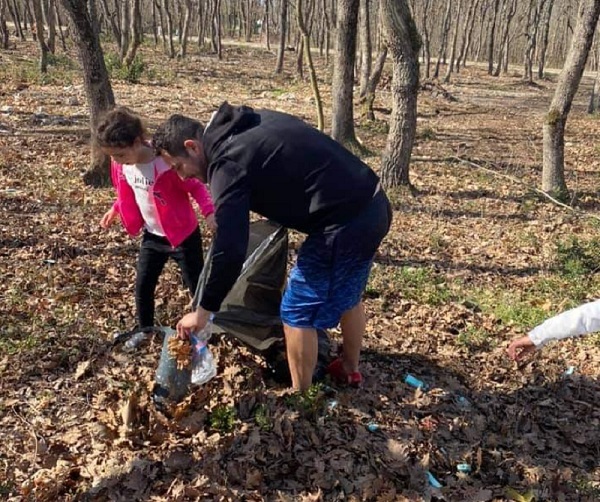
[588,40,600,113]
[358,0,371,99]
[43,0,56,53]
[524,0,544,82]
[275,0,288,72]
[487,0,501,75]
[212,0,222,59]
[380,0,420,188]
[331,0,360,148]
[60,0,116,187]
[456,0,479,70]
[493,0,516,76]
[32,0,49,72]
[537,0,556,78]
[0,0,8,49]
[162,0,176,58]
[542,0,600,197]
[9,0,25,41]
[420,0,431,78]
[433,0,451,79]
[124,0,142,66]
[360,45,387,120]
[443,0,463,83]
[178,0,192,58]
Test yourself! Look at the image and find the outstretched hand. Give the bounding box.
[507,335,536,361]
[100,207,118,229]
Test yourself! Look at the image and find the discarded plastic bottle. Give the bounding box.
[190,316,217,386]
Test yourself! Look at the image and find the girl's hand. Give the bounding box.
[507,335,536,361]
[205,213,217,232]
[100,208,118,229]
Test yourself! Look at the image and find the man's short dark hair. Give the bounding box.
[152,114,204,157]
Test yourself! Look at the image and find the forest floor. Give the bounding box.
[1,40,600,501]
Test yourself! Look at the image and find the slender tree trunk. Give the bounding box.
[162,0,175,58]
[380,0,420,188]
[331,0,360,148]
[32,0,49,72]
[55,1,67,51]
[124,0,141,66]
[60,0,116,187]
[434,0,451,79]
[443,0,463,83]
[275,0,287,71]
[43,0,56,53]
[542,0,600,197]
[474,1,489,62]
[265,0,270,50]
[213,0,222,59]
[298,0,324,130]
[358,0,371,98]
[493,0,516,77]
[487,0,501,75]
[0,0,9,49]
[588,44,600,113]
[9,0,25,41]
[178,0,192,58]
[456,0,478,71]
[361,45,387,120]
[537,0,556,79]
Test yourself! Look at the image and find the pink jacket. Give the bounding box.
[110,158,214,248]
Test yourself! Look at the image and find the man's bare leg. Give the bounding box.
[339,301,366,373]
[283,325,318,391]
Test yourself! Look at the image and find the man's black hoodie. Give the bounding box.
[199,102,380,313]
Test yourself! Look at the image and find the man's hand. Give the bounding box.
[507,335,537,361]
[205,213,217,232]
[100,207,119,229]
[176,307,212,339]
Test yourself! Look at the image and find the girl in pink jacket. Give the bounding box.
[95,107,215,336]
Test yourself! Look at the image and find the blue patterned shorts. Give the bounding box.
[280,190,391,329]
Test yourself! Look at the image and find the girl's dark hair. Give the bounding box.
[95,106,147,148]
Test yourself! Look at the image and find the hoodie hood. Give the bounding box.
[203,102,261,160]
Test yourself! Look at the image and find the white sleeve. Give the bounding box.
[528,299,600,347]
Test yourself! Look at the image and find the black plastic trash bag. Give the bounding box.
[194,219,331,384]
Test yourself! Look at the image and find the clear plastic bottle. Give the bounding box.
[124,330,149,351]
[190,317,217,385]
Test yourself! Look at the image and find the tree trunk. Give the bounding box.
[361,45,387,120]
[123,0,141,66]
[275,0,287,72]
[32,0,49,72]
[213,0,222,59]
[358,0,371,98]
[265,0,270,50]
[537,0,556,79]
[380,0,420,188]
[542,0,600,197]
[60,0,116,187]
[443,0,462,83]
[162,0,175,58]
[456,0,478,71]
[0,0,8,49]
[119,0,130,61]
[421,0,431,78]
[524,0,544,82]
[178,0,192,58]
[55,0,67,51]
[434,0,451,79]
[474,0,489,62]
[588,44,600,113]
[331,0,360,148]
[493,0,516,77]
[9,0,25,41]
[487,0,501,75]
[43,0,56,53]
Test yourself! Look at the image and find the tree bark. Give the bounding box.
[537,0,556,79]
[434,0,451,79]
[331,0,360,148]
[358,0,371,98]
[178,0,192,58]
[487,0,501,75]
[43,0,56,53]
[0,0,8,49]
[162,0,175,58]
[443,0,462,83]
[32,0,49,72]
[60,0,116,187]
[421,0,431,78]
[361,45,387,120]
[380,0,420,188]
[9,0,25,41]
[542,0,600,197]
[275,0,287,72]
[493,0,516,77]
[124,0,142,66]
[456,0,478,71]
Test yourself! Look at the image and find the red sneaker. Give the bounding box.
[327,358,362,387]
